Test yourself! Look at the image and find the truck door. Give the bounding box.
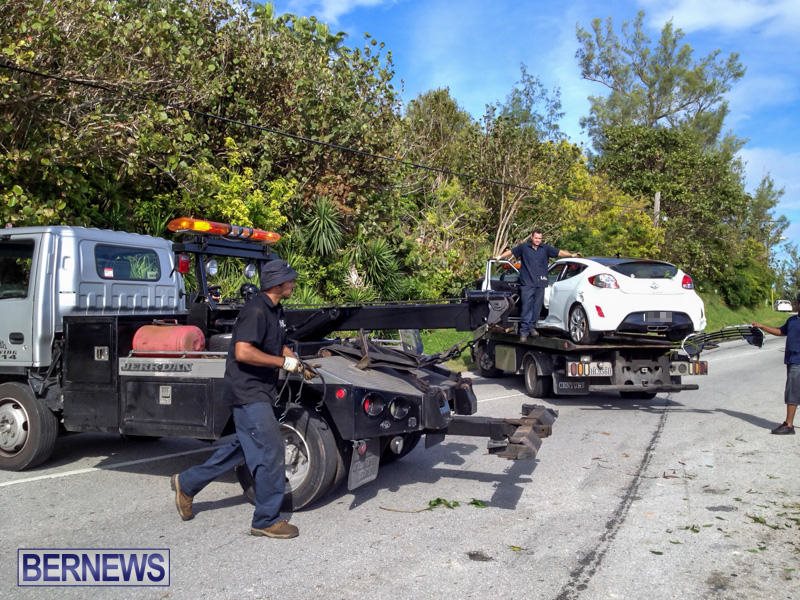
[0,236,38,366]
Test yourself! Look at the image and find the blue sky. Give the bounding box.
[270,0,800,247]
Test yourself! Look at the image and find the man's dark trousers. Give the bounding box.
[519,285,545,336]
[178,402,285,528]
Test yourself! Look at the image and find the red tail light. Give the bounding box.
[177,253,191,275]
[588,273,619,289]
[681,274,694,289]
[595,305,605,317]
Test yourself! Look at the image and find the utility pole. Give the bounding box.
[653,191,661,227]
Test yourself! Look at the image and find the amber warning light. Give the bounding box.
[167,217,281,244]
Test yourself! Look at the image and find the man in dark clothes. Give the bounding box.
[170,260,305,537]
[496,229,579,341]
[752,292,800,435]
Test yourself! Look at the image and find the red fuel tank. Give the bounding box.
[132,324,206,353]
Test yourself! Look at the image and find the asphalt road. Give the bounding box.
[2,337,799,599]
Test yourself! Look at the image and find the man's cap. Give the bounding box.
[260,260,298,290]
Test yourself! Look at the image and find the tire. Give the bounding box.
[619,391,657,400]
[236,406,339,510]
[474,342,502,378]
[380,432,422,465]
[0,382,58,471]
[568,305,600,345]
[523,356,551,398]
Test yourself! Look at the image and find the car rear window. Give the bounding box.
[610,261,677,279]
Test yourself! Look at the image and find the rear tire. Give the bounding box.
[474,342,502,378]
[568,305,600,344]
[237,406,339,510]
[0,382,58,471]
[523,356,551,398]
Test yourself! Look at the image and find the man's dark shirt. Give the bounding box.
[779,314,800,365]
[511,241,560,287]
[223,293,287,405]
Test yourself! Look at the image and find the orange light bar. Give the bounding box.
[167,217,281,244]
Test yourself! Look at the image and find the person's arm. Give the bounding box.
[752,322,784,337]
[496,248,513,260]
[234,342,286,368]
[557,248,580,258]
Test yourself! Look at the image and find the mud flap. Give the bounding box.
[347,438,381,491]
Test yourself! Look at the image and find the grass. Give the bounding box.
[419,290,792,373]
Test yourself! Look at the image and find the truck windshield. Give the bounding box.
[0,240,34,299]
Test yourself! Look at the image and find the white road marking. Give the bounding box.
[0,446,215,488]
[478,391,527,402]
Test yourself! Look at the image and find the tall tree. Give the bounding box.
[576,11,745,148]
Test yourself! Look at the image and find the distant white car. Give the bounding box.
[774,299,793,312]
[538,257,706,343]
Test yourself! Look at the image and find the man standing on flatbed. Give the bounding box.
[497,229,579,342]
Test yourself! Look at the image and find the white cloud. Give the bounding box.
[283,0,392,23]
[727,74,800,128]
[639,0,800,35]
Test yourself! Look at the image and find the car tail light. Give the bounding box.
[362,393,385,417]
[335,388,347,400]
[681,274,694,289]
[588,273,619,289]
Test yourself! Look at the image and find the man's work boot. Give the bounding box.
[250,520,299,539]
[519,334,528,343]
[170,474,194,520]
[770,422,795,435]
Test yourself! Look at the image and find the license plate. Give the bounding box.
[347,439,380,491]
[587,362,612,376]
[644,311,672,322]
[556,379,588,394]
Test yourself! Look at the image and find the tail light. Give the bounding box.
[681,274,694,289]
[177,253,191,275]
[588,273,619,289]
[362,393,385,417]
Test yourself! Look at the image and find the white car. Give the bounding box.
[774,299,793,312]
[538,257,706,343]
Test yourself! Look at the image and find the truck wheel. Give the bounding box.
[619,391,657,400]
[523,356,551,398]
[474,342,502,378]
[380,432,422,465]
[568,305,600,345]
[236,406,339,510]
[0,382,58,471]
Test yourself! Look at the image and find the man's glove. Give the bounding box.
[281,356,303,373]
